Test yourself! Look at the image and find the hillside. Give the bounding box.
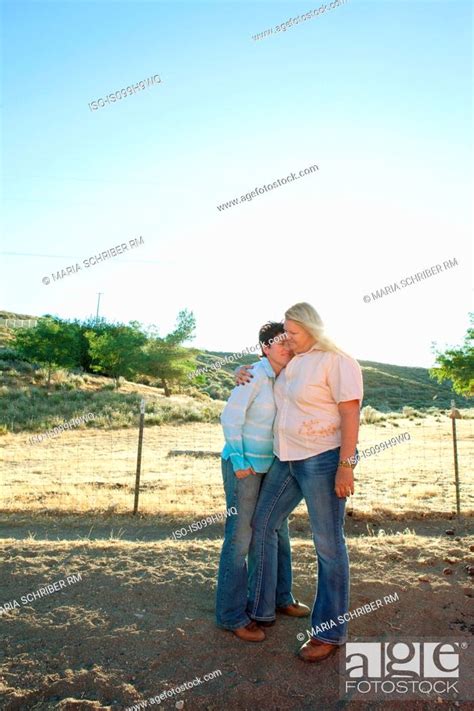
[194,351,472,410]
[0,312,471,422]
[0,310,37,320]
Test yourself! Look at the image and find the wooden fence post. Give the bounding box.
[450,399,461,516]
[133,398,146,515]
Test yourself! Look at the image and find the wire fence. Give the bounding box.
[1,404,473,521]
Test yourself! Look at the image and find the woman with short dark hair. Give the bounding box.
[216,322,310,642]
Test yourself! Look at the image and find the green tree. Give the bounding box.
[164,309,196,345]
[142,310,196,396]
[75,317,118,372]
[430,315,474,397]
[14,317,82,387]
[85,321,147,387]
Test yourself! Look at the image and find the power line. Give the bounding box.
[0,252,161,265]
[2,252,76,259]
[4,175,162,186]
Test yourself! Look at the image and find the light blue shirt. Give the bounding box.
[221,358,276,473]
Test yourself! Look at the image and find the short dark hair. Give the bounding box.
[258,321,285,357]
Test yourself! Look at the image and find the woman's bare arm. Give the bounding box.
[334,399,360,498]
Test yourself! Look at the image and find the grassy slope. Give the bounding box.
[0,313,471,436]
[0,310,38,320]
[0,320,223,433]
[194,351,472,410]
[0,365,223,434]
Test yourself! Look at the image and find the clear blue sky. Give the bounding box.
[1,0,472,367]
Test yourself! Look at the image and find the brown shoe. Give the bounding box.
[298,637,339,663]
[232,621,265,642]
[276,599,311,617]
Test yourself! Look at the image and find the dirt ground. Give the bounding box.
[0,512,473,711]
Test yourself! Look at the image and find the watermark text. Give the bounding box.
[188,332,286,380]
[125,669,222,710]
[171,507,237,540]
[28,412,96,444]
[297,591,400,641]
[0,573,82,615]
[42,236,144,285]
[88,73,161,111]
[252,0,347,41]
[363,258,458,303]
[217,163,318,212]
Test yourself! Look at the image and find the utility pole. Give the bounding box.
[96,292,103,322]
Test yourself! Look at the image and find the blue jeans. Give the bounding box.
[216,457,294,630]
[248,448,350,645]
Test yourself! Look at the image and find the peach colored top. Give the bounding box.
[273,345,363,461]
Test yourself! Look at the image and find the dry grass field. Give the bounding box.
[1,414,473,709]
[1,413,473,517]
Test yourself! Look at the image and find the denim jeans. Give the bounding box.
[215,457,294,630]
[248,448,350,645]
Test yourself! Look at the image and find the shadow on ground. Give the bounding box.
[0,513,473,710]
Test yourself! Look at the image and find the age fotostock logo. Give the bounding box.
[340,639,472,700]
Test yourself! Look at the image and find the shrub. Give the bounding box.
[0,347,26,361]
[402,406,424,418]
[361,406,385,424]
[0,353,35,374]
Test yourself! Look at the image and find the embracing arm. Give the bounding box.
[234,362,257,385]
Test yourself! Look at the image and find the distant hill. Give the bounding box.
[0,310,470,411]
[0,310,38,320]
[193,351,472,411]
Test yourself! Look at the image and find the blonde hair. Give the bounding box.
[284,302,346,355]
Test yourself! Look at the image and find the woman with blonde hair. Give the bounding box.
[238,302,363,662]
